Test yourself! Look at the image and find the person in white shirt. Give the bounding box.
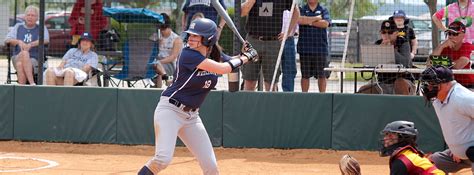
[280,9,299,92]
[151,13,183,88]
[420,65,474,174]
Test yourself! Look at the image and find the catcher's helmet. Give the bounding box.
[380,121,418,156]
[382,120,418,137]
[184,18,217,47]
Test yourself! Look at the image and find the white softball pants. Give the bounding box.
[145,96,219,175]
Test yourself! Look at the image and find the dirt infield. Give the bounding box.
[0,141,471,175]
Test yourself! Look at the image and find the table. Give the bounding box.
[324,67,474,93]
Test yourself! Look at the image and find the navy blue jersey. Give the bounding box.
[297,4,331,55]
[162,47,218,108]
[182,0,226,30]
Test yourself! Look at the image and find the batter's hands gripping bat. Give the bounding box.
[211,0,258,62]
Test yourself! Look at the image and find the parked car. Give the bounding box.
[329,19,348,58]
[409,19,432,62]
[44,12,71,56]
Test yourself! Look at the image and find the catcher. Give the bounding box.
[380,121,445,175]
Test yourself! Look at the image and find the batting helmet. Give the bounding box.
[184,18,217,47]
[380,121,418,156]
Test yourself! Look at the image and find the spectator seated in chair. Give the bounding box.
[149,13,183,88]
[4,5,50,85]
[357,20,415,95]
[45,32,98,86]
[430,21,474,88]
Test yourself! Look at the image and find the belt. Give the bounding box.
[168,98,198,112]
[249,35,279,41]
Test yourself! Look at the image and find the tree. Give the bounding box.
[320,0,381,19]
[174,0,184,32]
[424,0,439,49]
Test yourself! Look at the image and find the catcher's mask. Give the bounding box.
[419,66,454,101]
[380,121,418,157]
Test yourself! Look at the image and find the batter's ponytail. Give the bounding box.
[209,44,223,62]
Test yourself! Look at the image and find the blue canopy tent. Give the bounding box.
[102,7,164,24]
[101,7,164,87]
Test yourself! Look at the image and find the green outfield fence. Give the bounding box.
[0,85,445,152]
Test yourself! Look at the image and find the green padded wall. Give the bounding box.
[116,89,223,147]
[116,89,161,145]
[0,85,14,140]
[223,92,332,148]
[198,91,224,147]
[14,86,117,143]
[332,94,445,152]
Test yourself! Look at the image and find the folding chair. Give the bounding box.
[6,43,49,84]
[107,38,157,87]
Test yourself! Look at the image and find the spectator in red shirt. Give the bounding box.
[431,21,474,87]
[68,0,107,46]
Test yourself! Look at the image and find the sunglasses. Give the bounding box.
[445,31,460,36]
[447,32,460,36]
[381,30,395,35]
[445,29,463,36]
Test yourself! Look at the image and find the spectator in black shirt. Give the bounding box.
[390,10,418,59]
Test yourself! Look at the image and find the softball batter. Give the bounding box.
[138,18,257,175]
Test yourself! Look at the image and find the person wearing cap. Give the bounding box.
[433,0,474,44]
[390,10,418,59]
[419,66,474,174]
[45,32,98,86]
[431,21,474,88]
[4,5,50,85]
[358,20,414,95]
[150,13,183,88]
[379,120,445,175]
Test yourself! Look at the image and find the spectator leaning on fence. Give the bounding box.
[357,20,414,95]
[419,66,474,174]
[390,10,417,60]
[182,0,226,38]
[241,0,299,91]
[45,33,98,86]
[297,0,331,93]
[431,21,474,88]
[433,0,474,44]
[4,5,50,85]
